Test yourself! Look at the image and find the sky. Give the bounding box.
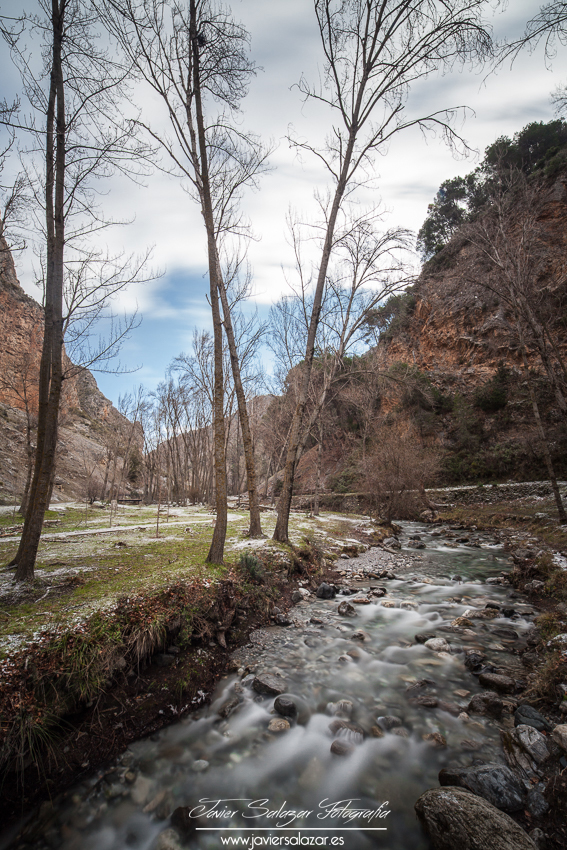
[2,0,567,406]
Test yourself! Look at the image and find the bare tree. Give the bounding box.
[499,2,567,65]
[1,1,152,581]
[272,0,494,542]
[364,419,439,521]
[461,166,567,522]
[0,125,28,255]
[270,211,412,513]
[100,0,270,558]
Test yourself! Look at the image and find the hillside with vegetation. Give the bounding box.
[256,120,567,523]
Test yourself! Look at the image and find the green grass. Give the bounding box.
[0,504,379,658]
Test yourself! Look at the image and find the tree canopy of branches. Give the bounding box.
[271,0,495,544]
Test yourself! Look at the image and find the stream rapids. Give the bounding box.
[5,522,537,850]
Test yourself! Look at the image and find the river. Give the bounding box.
[6,522,536,850]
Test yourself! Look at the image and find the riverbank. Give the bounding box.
[2,500,567,849]
[0,504,384,838]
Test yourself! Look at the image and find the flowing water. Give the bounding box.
[6,523,537,850]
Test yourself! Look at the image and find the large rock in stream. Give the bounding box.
[438,763,526,812]
[500,725,550,778]
[252,674,287,696]
[414,788,536,850]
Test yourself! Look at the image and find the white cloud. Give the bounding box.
[3,0,567,402]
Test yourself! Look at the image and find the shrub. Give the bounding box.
[535,612,565,641]
[474,364,508,413]
[239,551,264,583]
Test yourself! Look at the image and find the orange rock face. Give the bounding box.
[0,238,137,502]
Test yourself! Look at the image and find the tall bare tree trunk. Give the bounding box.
[19,417,35,517]
[519,335,566,523]
[273,133,356,543]
[313,420,323,517]
[217,280,263,537]
[13,2,65,581]
[189,0,227,563]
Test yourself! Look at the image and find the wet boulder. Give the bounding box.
[415,633,437,644]
[464,650,486,672]
[291,588,310,603]
[170,807,199,839]
[327,699,353,719]
[316,582,336,599]
[468,691,504,719]
[274,613,291,626]
[337,601,356,616]
[330,739,354,756]
[252,674,287,696]
[274,696,297,718]
[478,672,516,694]
[424,637,451,654]
[405,678,437,698]
[328,719,364,744]
[514,704,553,733]
[438,763,526,812]
[268,717,290,733]
[500,725,550,778]
[415,787,537,850]
[376,715,403,731]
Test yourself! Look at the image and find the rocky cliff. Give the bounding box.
[382,175,567,389]
[0,237,135,503]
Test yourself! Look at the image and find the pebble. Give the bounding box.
[376,715,403,730]
[191,760,209,772]
[330,739,354,756]
[268,718,291,733]
[551,724,567,752]
[424,638,451,653]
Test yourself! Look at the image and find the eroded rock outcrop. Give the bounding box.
[0,237,137,502]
